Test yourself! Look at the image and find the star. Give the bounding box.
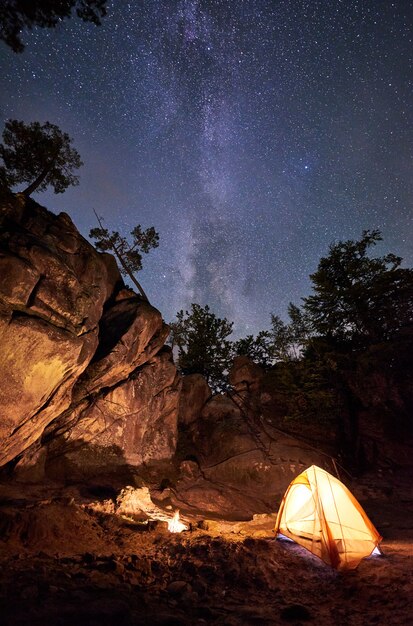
[0,0,411,339]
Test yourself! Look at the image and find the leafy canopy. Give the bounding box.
[0,0,107,52]
[90,225,159,274]
[234,331,274,369]
[0,119,83,196]
[170,304,234,393]
[303,229,413,346]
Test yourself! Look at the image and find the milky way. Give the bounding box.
[0,1,412,337]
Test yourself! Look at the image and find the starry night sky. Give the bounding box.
[1,1,412,337]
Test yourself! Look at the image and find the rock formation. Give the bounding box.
[43,348,181,481]
[0,192,180,478]
[173,356,334,515]
[174,349,413,515]
[178,373,211,426]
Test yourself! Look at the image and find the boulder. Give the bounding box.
[229,356,264,392]
[178,381,334,511]
[73,294,168,398]
[1,199,119,333]
[178,374,211,426]
[0,197,117,466]
[178,408,333,512]
[116,485,173,522]
[0,314,97,466]
[201,395,241,422]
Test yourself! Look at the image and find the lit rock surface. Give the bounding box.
[75,290,168,397]
[229,355,264,392]
[0,314,97,466]
[0,193,175,471]
[178,373,212,426]
[45,349,181,479]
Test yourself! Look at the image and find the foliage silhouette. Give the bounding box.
[0,0,107,52]
[90,210,159,302]
[0,119,83,196]
[170,303,233,393]
[303,229,413,346]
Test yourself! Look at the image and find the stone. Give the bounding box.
[45,349,181,478]
[116,486,177,524]
[76,297,168,396]
[0,196,116,466]
[0,313,98,466]
[229,355,264,392]
[13,445,47,483]
[178,374,211,426]
[201,395,241,422]
[179,460,201,481]
[0,194,174,472]
[167,580,191,596]
[114,561,126,576]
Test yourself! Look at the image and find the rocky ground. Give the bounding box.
[0,471,412,626]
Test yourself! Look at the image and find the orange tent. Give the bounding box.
[274,465,382,570]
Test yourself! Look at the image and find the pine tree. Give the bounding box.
[89,211,159,302]
[0,120,83,197]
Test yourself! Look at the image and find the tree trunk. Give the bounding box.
[92,209,150,303]
[112,246,150,302]
[21,164,52,197]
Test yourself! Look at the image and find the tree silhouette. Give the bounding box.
[89,210,159,303]
[303,229,413,346]
[0,0,107,53]
[0,119,83,197]
[171,303,234,392]
[234,331,273,368]
[234,304,309,368]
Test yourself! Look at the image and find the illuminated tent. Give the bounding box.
[274,465,382,570]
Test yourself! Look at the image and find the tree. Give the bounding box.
[171,304,234,392]
[0,119,83,197]
[89,210,159,302]
[299,230,413,465]
[0,165,10,192]
[0,0,107,53]
[234,304,309,368]
[234,331,273,368]
[303,229,413,346]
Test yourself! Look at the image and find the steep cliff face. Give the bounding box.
[42,348,181,481]
[0,193,179,477]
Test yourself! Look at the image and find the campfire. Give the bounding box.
[167,510,187,533]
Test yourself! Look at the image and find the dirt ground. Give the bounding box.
[0,474,412,626]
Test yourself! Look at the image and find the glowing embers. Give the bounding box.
[168,510,188,533]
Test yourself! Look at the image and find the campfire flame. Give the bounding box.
[168,510,187,533]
